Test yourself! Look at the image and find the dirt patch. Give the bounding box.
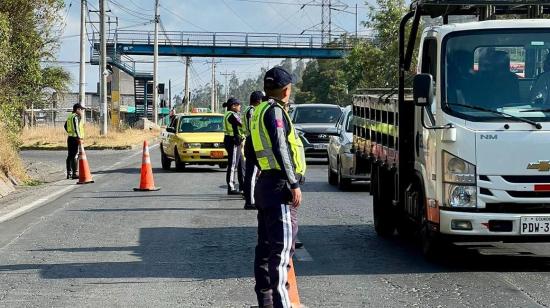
[20,123,160,150]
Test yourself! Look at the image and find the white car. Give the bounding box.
[328,106,370,190]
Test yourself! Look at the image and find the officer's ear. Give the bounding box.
[282,85,291,101]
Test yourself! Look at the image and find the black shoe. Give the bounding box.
[295,241,304,249]
[67,173,71,179]
[228,190,241,195]
[244,204,256,210]
[71,174,79,180]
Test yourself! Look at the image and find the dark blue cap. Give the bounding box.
[250,91,264,103]
[223,97,241,108]
[264,67,296,90]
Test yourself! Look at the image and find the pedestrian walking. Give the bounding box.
[223,97,245,195]
[250,67,306,308]
[243,91,264,210]
[64,103,86,179]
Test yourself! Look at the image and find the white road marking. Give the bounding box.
[0,143,158,224]
[0,184,76,223]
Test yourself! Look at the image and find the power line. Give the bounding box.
[221,0,257,32]
[159,4,209,32]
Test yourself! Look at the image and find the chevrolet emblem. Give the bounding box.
[527,161,550,172]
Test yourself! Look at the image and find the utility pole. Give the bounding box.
[355,3,358,39]
[168,79,172,110]
[184,56,190,113]
[220,71,233,104]
[211,57,216,113]
[79,0,87,112]
[153,0,160,124]
[99,0,108,135]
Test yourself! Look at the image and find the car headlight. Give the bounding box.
[443,151,476,208]
[184,143,201,148]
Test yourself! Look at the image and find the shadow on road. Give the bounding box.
[3,225,550,280]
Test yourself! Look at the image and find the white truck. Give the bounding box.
[353,0,550,258]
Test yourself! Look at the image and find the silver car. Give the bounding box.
[327,106,370,190]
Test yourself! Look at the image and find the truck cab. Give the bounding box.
[354,0,550,258]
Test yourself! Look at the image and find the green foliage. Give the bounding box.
[295,0,416,105]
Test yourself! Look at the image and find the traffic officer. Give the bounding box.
[64,103,86,179]
[223,97,245,195]
[251,67,306,308]
[243,91,264,210]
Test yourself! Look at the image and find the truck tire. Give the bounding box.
[328,160,337,185]
[337,160,352,190]
[416,183,447,260]
[160,145,172,171]
[174,147,186,171]
[372,164,395,237]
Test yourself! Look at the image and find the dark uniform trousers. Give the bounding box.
[224,135,245,191]
[244,136,259,205]
[254,171,298,308]
[66,136,79,176]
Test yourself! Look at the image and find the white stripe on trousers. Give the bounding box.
[277,204,292,308]
[229,145,238,190]
[250,166,258,204]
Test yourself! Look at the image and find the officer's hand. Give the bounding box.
[77,138,82,145]
[291,187,302,208]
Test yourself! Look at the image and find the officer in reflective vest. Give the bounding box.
[223,97,245,195]
[251,67,306,308]
[243,91,264,210]
[64,103,86,179]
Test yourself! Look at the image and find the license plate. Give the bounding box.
[520,216,550,234]
[313,143,328,150]
[210,151,224,159]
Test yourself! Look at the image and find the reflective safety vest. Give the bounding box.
[250,100,306,176]
[66,113,84,138]
[223,111,242,137]
[242,105,254,137]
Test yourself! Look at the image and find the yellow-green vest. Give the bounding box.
[250,101,306,176]
[242,105,254,137]
[66,113,84,138]
[223,111,244,137]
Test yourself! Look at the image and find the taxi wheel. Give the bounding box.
[160,146,172,170]
[174,147,186,171]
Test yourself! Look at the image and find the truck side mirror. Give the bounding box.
[413,74,434,107]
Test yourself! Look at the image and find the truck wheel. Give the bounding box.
[417,185,446,260]
[328,160,337,185]
[174,147,186,171]
[160,145,172,170]
[337,160,351,190]
[372,165,395,237]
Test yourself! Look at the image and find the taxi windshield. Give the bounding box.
[179,116,223,133]
[444,29,550,122]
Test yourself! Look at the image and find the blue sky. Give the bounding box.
[58,0,372,97]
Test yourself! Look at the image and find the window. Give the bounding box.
[293,107,343,124]
[422,38,438,81]
[179,116,224,133]
[444,29,550,122]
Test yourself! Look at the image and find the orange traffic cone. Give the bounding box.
[77,143,94,184]
[134,140,160,191]
[288,260,301,308]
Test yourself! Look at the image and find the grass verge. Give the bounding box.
[0,129,30,184]
[20,124,160,150]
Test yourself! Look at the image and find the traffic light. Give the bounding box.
[158,83,165,95]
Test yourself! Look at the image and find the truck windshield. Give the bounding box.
[179,116,223,133]
[293,106,342,124]
[444,29,550,122]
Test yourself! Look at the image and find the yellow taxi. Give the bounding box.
[160,113,227,170]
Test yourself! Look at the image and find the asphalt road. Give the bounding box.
[2,148,550,307]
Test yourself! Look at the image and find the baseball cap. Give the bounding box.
[250,91,264,103]
[73,103,86,111]
[222,97,241,108]
[264,67,296,90]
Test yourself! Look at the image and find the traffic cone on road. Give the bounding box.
[77,143,94,184]
[134,140,160,191]
[288,260,302,308]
